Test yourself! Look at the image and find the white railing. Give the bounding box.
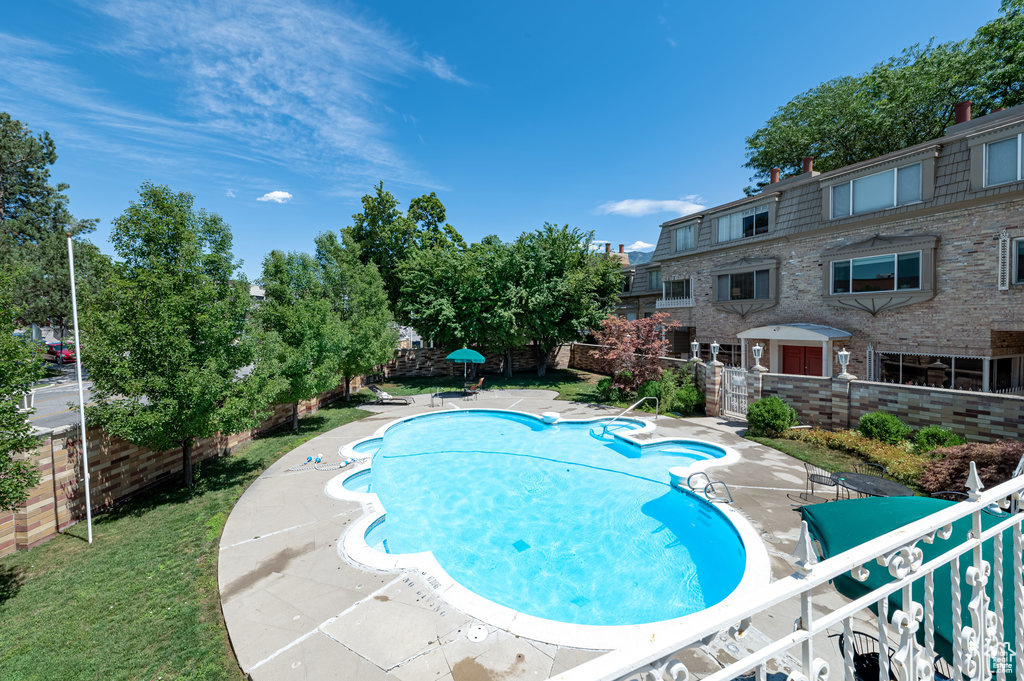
[549,466,1024,681]
[655,297,696,309]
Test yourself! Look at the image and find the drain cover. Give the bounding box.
[467,624,488,642]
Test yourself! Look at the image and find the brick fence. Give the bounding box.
[384,344,570,378]
[568,343,705,392]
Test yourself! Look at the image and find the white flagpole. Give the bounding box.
[66,232,93,544]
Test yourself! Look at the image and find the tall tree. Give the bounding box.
[85,183,282,486]
[516,224,622,376]
[347,182,465,315]
[257,250,347,431]
[0,271,45,511]
[742,1,1024,190]
[315,230,398,399]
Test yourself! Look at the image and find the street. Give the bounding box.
[28,365,95,431]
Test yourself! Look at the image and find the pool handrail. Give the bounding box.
[601,396,658,435]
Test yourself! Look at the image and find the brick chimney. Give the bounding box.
[618,244,624,253]
[955,101,972,124]
[770,167,780,184]
[604,243,611,254]
[802,156,814,174]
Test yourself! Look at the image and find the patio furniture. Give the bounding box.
[829,632,895,681]
[833,471,914,498]
[367,385,412,405]
[463,377,485,398]
[803,462,840,501]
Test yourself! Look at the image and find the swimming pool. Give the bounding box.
[340,409,767,645]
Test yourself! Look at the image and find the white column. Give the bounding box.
[982,358,991,392]
[740,338,748,370]
[822,340,830,377]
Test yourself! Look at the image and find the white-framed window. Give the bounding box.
[664,279,691,299]
[648,270,661,290]
[674,225,694,251]
[1015,238,1024,284]
[831,162,922,219]
[716,269,770,301]
[716,205,768,243]
[831,251,921,294]
[985,133,1024,187]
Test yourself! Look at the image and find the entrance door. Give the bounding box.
[781,345,823,376]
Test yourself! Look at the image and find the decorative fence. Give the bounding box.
[551,470,1024,681]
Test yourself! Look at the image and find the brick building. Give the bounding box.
[616,102,1024,392]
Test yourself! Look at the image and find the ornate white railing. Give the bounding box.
[655,297,696,309]
[549,466,1024,681]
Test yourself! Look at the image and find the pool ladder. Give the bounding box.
[600,396,659,436]
[685,471,734,504]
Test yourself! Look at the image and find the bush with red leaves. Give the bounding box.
[918,440,1024,494]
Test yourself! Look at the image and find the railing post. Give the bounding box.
[704,361,723,417]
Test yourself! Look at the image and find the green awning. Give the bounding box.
[445,348,485,364]
[800,497,1019,666]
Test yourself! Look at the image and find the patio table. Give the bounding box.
[834,471,915,498]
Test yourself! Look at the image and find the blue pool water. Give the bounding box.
[343,469,372,493]
[369,410,745,626]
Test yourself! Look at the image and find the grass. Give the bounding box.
[0,399,373,681]
[374,367,607,403]
[747,434,865,473]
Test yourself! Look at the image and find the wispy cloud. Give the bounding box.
[597,195,705,218]
[626,240,655,252]
[257,190,293,204]
[225,189,236,198]
[423,55,470,85]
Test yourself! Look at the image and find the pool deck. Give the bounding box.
[218,390,858,681]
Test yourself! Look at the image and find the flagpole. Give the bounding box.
[66,232,93,544]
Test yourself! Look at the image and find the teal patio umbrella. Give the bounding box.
[800,497,1020,667]
[445,348,485,378]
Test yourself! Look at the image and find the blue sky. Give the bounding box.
[2,0,1001,278]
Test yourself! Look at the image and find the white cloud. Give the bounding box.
[423,55,470,85]
[588,240,610,252]
[257,190,293,203]
[225,189,236,198]
[626,240,655,252]
[597,195,705,218]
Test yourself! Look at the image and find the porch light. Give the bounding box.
[710,340,720,362]
[690,340,700,360]
[752,343,764,363]
[837,347,851,371]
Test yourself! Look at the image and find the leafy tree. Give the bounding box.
[742,1,1024,190]
[85,183,282,487]
[593,313,677,391]
[314,230,398,399]
[347,182,465,315]
[257,250,347,430]
[0,271,45,511]
[516,224,622,376]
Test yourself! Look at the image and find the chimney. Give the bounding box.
[605,243,611,254]
[954,101,972,124]
[770,167,780,184]
[802,156,814,174]
[618,244,624,253]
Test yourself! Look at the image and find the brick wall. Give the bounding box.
[759,374,834,428]
[0,377,361,558]
[569,343,698,377]
[384,344,570,378]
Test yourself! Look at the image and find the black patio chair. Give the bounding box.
[830,632,896,681]
[804,462,840,501]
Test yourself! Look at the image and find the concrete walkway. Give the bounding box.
[218,391,852,681]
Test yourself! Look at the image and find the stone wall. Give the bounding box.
[0,377,360,558]
[569,343,699,377]
[760,374,834,428]
[384,344,570,378]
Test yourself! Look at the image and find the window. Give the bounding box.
[674,225,694,251]
[716,269,770,301]
[830,163,922,219]
[648,270,661,290]
[716,206,768,243]
[621,273,631,293]
[1015,239,1024,284]
[878,353,985,391]
[664,279,691,299]
[831,252,921,294]
[985,134,1024,187]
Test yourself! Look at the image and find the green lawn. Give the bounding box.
[374,367,607,403]
[0,400,373,681]
[748,435,865,472]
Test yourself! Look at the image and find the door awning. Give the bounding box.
[736,323,851,342]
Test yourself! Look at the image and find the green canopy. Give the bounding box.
[445,348,485,364]
[800,497,1019,667]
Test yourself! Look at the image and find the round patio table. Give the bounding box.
[834,472,915,498]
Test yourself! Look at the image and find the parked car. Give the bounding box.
[44,342,76,364]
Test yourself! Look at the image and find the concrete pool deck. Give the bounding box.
[218,390,857,680]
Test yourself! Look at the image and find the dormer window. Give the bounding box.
[716,205,768,243]
[648,270,661,290]
[674,225,694,251]
[830,163,922,219]
[985,133,1023,187]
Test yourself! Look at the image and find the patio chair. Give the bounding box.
[804,462,840,501]
[847,463,887,498]
[366,385,412,405]
[464,377,484,399]
[830,632,896,681]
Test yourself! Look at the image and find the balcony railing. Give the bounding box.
[549,466,1024,681]
[655,297,695,309]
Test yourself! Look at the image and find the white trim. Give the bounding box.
[830,249,923,295]
[998,231,1012,290]
[983,132,1024,187]
[736,324,851,342]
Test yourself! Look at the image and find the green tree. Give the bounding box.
[348,182,465,315]
[315,230,398,399]
[257,250,347,431]
[742,2,1024,190]
[516,224,622,376]
[0,271,45,511]
[85,183,282,487]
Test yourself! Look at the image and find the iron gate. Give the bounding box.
[721,367,748,419]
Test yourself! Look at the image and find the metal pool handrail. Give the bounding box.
[601,396,658,435]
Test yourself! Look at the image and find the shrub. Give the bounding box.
[782,428,927,486]
[858,411,912,444]
[919,440,1024,494]
[614,370,633,390]
[596,377,619,403]
[746,396,798,437]
[637,379,663,401]
[914,426,966,454]
[671,382,704,414]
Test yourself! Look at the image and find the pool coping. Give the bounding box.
[333,408,771,650]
